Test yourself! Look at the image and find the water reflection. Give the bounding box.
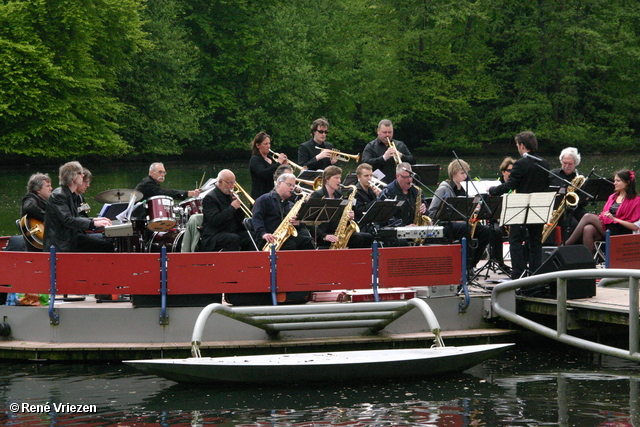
[1,346,638,426]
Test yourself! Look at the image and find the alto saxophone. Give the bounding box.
[330,185,359,250]
[262,197,306,251]
[541,174,585,242]
[412,184,432,245]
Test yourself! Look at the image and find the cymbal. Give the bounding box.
[95,189,143,204]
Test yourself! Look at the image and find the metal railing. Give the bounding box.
[491,268,640,362]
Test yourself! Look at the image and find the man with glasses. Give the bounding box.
[297,117,337,171]
[362,119,415,184]
[377,163,427,246]
[44,161,113,252]
[135,162,200,201]
[200,169,253,252]
[252,173,315,250]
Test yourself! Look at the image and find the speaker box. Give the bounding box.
[530,245,596,299]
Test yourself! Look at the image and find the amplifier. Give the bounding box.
[395,225,444,239]
[105,222,134,237]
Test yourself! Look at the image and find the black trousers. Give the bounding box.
[201,232,255,252]
[76,233,115,252]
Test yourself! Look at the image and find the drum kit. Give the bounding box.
[96,188,203,253]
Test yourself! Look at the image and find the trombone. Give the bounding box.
[315,147,360,163]
[232,182,254,217]
[269,149,307,173]
[368,176,387,191]
[296,176,323,191]
[387,137,402,165]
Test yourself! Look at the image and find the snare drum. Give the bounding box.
[146,195,176,231]
[147,229,185,253]
[179,197,203,218]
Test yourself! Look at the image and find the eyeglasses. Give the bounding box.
[316,130,329,134]
[399,174,412,179]
[505,168,513,172]
[219,179,236,186]
[156,171,167,175]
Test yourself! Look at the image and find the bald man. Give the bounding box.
[200,169,253,252]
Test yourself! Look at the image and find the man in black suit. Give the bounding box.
[297,117,338,171]
[135,162,200,201]
[361,119,415,184]
[200,169,253,252]
[489,131,551,279]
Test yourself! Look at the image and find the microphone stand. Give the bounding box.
[402,168,467,224]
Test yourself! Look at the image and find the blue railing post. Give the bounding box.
[459,238,470,313]
[605,229,611,269]
[159,246,169,325]
[48,246,59,325]
[270,245,278,306]
[372,241,380,302]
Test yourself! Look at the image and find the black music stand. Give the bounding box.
[297,170,322,189]
[297,198,344,226]
[434,196,474,222]
[342,173,358,187]
[412,164,440,186]
[581,178,614,204]
[359,200,403,227]
[469,196,510,280]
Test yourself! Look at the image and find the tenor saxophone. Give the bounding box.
[330,185,359,250]
[262,197,306,251]
[541,174,585,242]
[412,184,432,245]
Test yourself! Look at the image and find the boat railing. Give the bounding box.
[189,298,444,357]
[490,268,640,362]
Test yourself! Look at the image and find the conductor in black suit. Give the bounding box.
[489,131,550,279]
[297,117,337,171]
[200,169,253,252]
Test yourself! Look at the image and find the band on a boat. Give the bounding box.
[10,121,640,285]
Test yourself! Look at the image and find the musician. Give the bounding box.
[378,163,426,227]
[490,157,515,273]
[252,173,315,250]
[548,147,588,224]
[200,169,253,252]
[565,169,640,254]
[354,163,381,222]
[75,168,91,218]
[297,117,337,170]
[499,157,515,183]
[43,161,113,252]
[249,132,287,200]
[361,119,415,184]
[20,173,53,251]
[309,166,373,248]
[489,131,550,279]
[274,164,293,182]
[427,160,492,267]
[135,162,200,201]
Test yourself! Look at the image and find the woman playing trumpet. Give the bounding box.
[565,169,640,254]
[249,132,288,200]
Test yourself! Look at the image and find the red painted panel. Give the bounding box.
[0,252,50,294]
[378,245,462,287]
[275,249,373,292]
[55,253,160,295]
[166,251,271,294]
[608,234,640,269]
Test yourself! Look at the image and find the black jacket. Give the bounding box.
[249,155,279,200]
[489,154,550,196]
[135,175,189,201]
[43,186,94,252]
[297,138,334,170]
[21,193,47,222]
[200,186,245,248]
[361,138,415,183]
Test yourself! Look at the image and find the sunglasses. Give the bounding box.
[316,130,329,134]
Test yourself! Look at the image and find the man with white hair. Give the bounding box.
[200,169,253,252]
[135,162,200,201]
[548,147,588,238]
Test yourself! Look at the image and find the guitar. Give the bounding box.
[19,215,44,250]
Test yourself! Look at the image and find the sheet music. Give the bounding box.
[500,192,556,226]
[527,192,556,224]
[467,180,500,196]
[200,178,217,193]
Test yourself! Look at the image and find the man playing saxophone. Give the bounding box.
[251,173,315,250]
[308,166,373,248]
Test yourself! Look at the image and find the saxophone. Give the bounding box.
[262,197,306,251]
[330,185,359,250]
[541,174,585,242]
[412,184,432,244]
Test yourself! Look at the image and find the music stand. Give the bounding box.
[473,194,502,222]
[297,198,344,226]
[342,173,358,187]
[581,178,614,203]
[412,164,440,186]
[500,192,555,226]
[358,200,403,227]
[435,196,474,222]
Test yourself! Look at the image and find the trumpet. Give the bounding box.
[387,137,402,165]
[368,176,387,190]
[296,176,323,191]
[269,149,306,173]
[315,147,360,163]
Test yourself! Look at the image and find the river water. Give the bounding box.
[1,343,638,426]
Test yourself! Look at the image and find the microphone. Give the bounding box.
[402,167,416,175]
[585,166,596,180]
[522,152,543,162]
